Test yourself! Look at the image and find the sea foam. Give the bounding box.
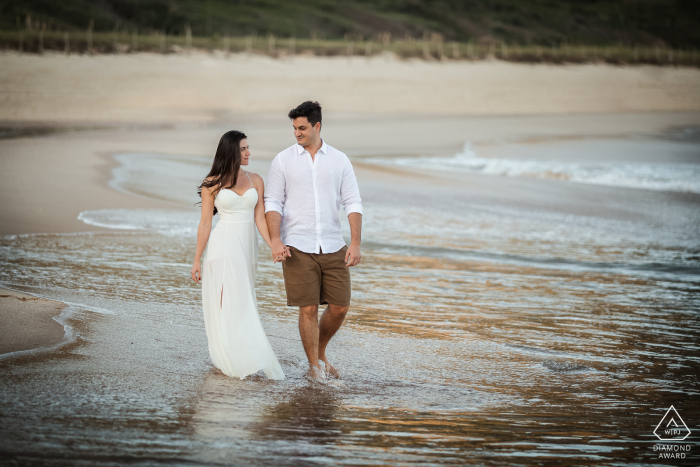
[369,143,700,193]
[78,209,205,237]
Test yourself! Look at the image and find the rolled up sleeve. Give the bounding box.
[264,156,285,214]
[340,158,362,215]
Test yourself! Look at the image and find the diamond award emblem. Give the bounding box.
[654,406,691,441]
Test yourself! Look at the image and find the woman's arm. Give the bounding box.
[191,184,215,284]
[251,173,274,249]
[264,156,290,263]
[252,173,290,263]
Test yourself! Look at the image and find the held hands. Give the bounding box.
[345,244,361,267]
[271,239,291,263]
[191,260,202,284]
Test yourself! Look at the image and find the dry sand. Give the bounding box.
[0,287,66,355]
[1,51,699,356]
[1,51,700,124]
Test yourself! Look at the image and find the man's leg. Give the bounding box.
[282,247,324,378]
[318,304,348,377]
[316,246,352,378]
[299,304,322,376]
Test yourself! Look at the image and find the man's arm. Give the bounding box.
[265,211,290,262]
[345,212,362,267]
[340,157,363,267]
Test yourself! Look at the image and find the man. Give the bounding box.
[265,101,362,380]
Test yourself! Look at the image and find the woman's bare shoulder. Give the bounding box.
[247,171,264,184]
[201,176,217,195]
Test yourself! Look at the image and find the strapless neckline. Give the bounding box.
[220,187,257,197]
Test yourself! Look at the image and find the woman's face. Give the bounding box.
[240,139,250,166]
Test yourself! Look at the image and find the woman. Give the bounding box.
[191,131,287,380]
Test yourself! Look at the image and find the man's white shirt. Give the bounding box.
[264,140,362,254]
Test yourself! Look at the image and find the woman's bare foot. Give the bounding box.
[319,357,340,378]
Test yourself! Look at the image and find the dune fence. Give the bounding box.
[2,29,698,67]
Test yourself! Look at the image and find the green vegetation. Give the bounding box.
[1,1,698,65]
[2,0,699,47]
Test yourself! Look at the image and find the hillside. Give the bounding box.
[1,0,699,48]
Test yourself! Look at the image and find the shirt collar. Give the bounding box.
[297,139,327,155]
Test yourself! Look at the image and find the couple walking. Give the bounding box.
[191,101,362,381]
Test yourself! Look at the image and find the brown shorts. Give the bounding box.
[282,245,351,307]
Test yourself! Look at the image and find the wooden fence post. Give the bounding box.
[452,42,459,59]
[87,19,94,54]
[185,24,192,52]
[268,33,275,57]
[38,23,44,54]
[18,30,24,53]
[382,32,391,61]
[64,31,70,55]
[160,31,166,53]
[132,30,138,52]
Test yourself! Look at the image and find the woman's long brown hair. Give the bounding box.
[197,130,247,215]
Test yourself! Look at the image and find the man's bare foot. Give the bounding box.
[319,357,340,378]
[306,364,326,381]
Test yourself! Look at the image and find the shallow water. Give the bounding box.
[368,138,700,193]
[1,139,699,465]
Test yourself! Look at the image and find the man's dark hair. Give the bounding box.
[288,101,322,127]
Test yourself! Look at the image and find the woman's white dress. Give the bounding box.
[201,181,285,380]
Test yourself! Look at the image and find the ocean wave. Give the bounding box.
[369,143,700,193]
[78,209,204,237]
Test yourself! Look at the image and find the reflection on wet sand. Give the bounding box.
[255,385,342,441]
[1,208,698,464]
[1,137,699,464]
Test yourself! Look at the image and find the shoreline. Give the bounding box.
[0,287,67,356]
[1,111,699,237]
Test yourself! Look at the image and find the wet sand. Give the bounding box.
[0,288,66,355]
[1,116,698,464]
[2,111,700,236]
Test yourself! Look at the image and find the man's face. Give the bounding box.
[292,117,321,147]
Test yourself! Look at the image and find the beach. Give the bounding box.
[1,51,699,465]
[2,51,700,124]
[0,287,66,354]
